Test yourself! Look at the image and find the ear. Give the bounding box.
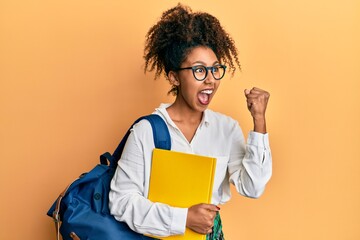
[167,71,180,86]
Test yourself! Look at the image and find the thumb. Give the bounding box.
[244,89,250,96]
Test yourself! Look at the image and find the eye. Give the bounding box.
[194,66,206,73]
[212,65,222,72]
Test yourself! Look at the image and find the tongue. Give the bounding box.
[198,93,209,105]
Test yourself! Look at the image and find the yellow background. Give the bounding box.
[0,0,359,239]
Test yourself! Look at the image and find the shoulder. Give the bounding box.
[130,118,153,142]
[131,114,168,139]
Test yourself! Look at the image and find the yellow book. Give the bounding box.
[147,148,217,240]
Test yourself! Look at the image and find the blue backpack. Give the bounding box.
[47,115,171,240]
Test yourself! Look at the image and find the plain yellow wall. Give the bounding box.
[1,0,359,239]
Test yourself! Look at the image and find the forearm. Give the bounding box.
[253,116,267,134]
[109,123,187,237]
[229,132,272,198]
[110,171,187,236]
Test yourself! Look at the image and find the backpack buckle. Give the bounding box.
[53,210,60,222]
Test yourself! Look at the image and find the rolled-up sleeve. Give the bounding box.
[228,125,272,199]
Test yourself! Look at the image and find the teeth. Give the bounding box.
[201,89,213,94]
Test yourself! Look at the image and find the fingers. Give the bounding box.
[202,204,219,223]
[244,87,270,98]
[244,87,270,112]
[201,221,214,235]
[197,204,218,224]
[186,203,219,235]
[200,226,213,235]
[202,204,220,212]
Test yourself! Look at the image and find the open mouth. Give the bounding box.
[198,89,213,105]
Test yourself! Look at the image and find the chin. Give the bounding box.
[195,103,209,112]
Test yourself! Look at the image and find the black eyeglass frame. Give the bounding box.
[175,64,227,81]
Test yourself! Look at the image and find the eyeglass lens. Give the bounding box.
[193,65,225,81]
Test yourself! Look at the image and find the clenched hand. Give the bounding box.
[244,87,270,134]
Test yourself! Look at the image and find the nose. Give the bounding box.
[204,69,216,84]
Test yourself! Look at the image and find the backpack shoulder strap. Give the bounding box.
[142,114,171,151]
[100,114,171,168]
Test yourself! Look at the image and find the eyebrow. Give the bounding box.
[191,60,220,66]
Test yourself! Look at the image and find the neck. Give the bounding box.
[167,99,203,124]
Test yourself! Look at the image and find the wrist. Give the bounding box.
[253,117,267,134]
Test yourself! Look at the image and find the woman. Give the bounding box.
[109,4,272,239]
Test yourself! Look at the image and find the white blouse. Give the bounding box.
[109,103,272,237]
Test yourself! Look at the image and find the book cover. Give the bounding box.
[147,148,217,240]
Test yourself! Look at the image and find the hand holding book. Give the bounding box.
[148,149,217,239]
[186,203,220,235]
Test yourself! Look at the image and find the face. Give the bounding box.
[169,46,222,113]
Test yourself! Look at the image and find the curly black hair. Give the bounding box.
[144,3,240,95]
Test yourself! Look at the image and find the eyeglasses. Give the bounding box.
[175,64,227,81]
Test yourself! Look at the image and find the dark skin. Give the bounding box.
[245,87,270,134]
[166,47,270,234]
